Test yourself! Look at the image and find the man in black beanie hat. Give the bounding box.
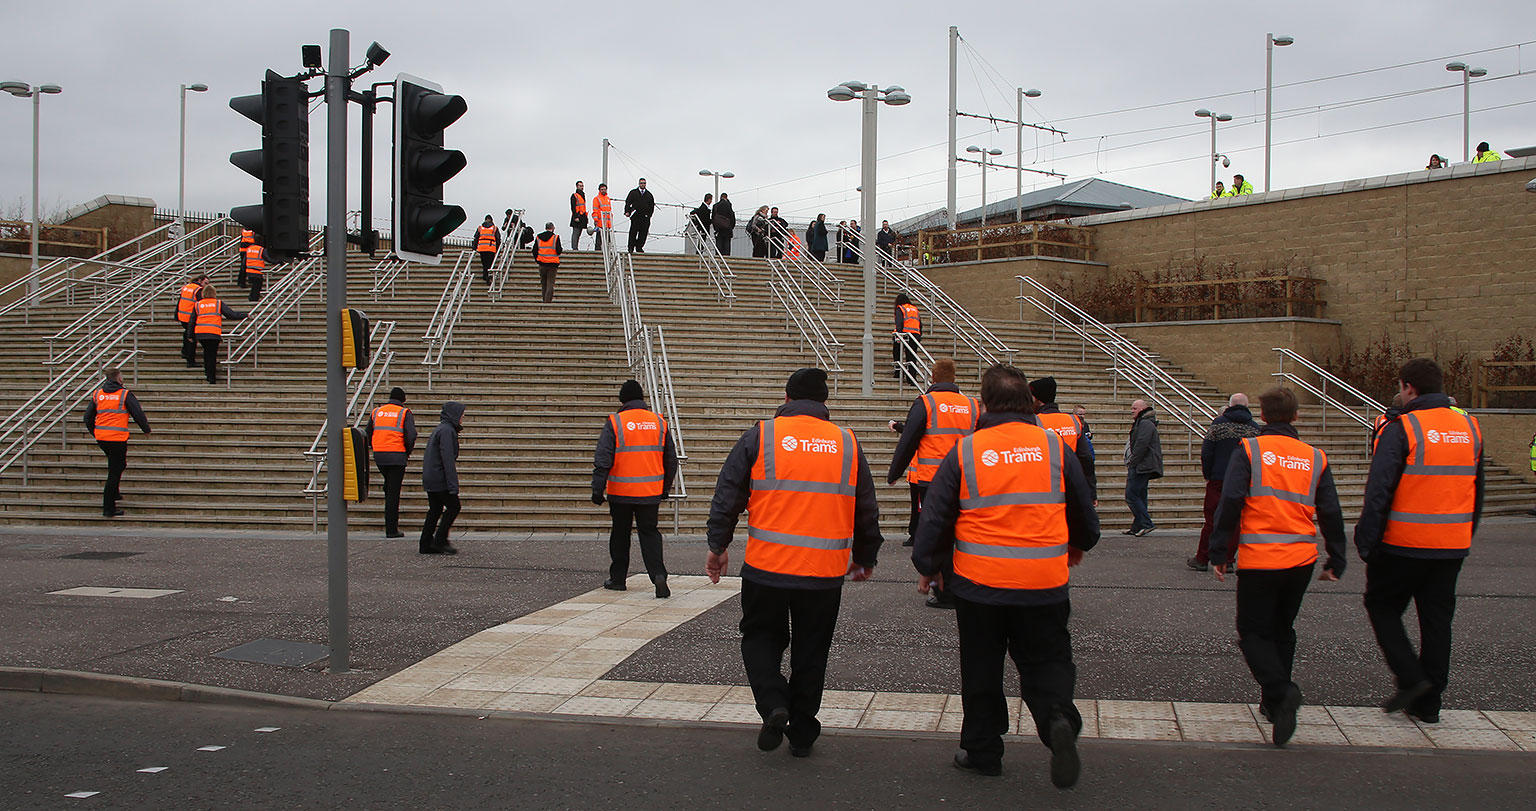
[367,386,417,539]
[1031,377,1096,501]
[593,379,679,597]
[705,367,884,757]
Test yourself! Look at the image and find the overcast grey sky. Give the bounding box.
[3,0,1534,249]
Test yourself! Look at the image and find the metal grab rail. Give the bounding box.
[0,319,144,483]
[768,220,843,306]
[1272,347,1383,431]
[488,210,525,301]
[420,250,474,389]
[893,331,938,394]
[850,240,1016,369]
[303,320,398,527]
[369,257,411,301]
[220,253,325,384]
[768,260,845,376]
[683,221,737,305]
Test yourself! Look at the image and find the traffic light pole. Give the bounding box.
[325,27,351,674]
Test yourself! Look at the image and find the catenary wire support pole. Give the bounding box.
[601,138,610,188]
[325,27,351,674]
[947,26,958,231]
[860,87,878,396]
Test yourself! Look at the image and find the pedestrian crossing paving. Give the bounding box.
[344,575,1536,752]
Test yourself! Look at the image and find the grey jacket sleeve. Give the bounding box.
[1315,465,1347,575]
[221,302,248,321]
[662,429,679,498]
[442,430,460,494]
[1208,449,1250,567]
[1061,449,1100,552]
[1074,437,1096,499]
[124,391,150,433]
[591,418,615,500]
[851,447,883,569]
[404,411,418,454]
[82,398,97,434]
[706,425,759,554]
[1126,420,1152,468]
[886,398,928,484]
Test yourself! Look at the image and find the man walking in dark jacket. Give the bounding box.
[623,178,655,253]
[420,401,466,555]
[367,387,418,539]
[570,181,589,250]
[712,194,736,256]
[82,368,151,518]
[689,194,713,253]
[875,220,898,263]
[593,379,679,598]
[806,214,830,263]
[1123,399,1162,536]
[767,207,790,259]
[1189,394,1260,571]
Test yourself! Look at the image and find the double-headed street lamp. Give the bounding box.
[1445,61,1487,163]
[1195,108,1233,196]
[2,80,63,300]
[179,83,209,231]
[965,146,1004,226]
[1264,33,1294,192]
[698,168,734,199]
[827,79,910,396]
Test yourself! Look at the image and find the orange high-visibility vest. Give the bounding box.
[245,244,265,275]
[1383,407,1481,552]
[745,415,858,578]
[592,193,613,228]
[952,421,1070,591]
[92,388,131,442]
[241,229,255,247]
[1037,412,1085,454]
[194,298,223,337]
[475,225,498,252]
[606,409,668,499]
[370,403,410,454]
[176,282,202,323]
[909,391,979,484]
[1370,413,1390,454]
[534,233,559,264]
[897,303,921,334]
[1235,435,1325,570]
[572,191,587,217]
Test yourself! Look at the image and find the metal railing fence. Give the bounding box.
[303,320,398,529]
[420,251,475,389]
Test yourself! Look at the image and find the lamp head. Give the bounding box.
[38,85,61,95]
[1469,67,1488,77]
[986,148,1003,156]
[883,91,911,106]
[1216,113,1232,122]
[841,80,868,92]
[1272,34,1295,46]
[966,145,983,153]
[1024,88,1042,98]
[882,85,905,94]
[1445,61,1467,72]
[827,85,856,102]
[188,83,208,93]
[1195,108,1212,118]
[721,172,734,178]
[699,169,712,176]
[365,41,391,67]
[1,81,30,97]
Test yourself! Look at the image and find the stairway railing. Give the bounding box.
[420,250,474,389]
[768,220,843,307]
[1272,347,1382,430]
[684,220,736,305]
[849,240,1015,369]
[220,250,325,385]
[488,210,525,302]
[303,320,398,529]
[893,330,938,395]
[368,256,411,301]
[768,260,844,378]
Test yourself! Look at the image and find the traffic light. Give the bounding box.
[229,70,310,261]
[393,73,467,264]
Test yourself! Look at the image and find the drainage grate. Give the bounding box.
[213,639,330,668]
[59,551,143,561]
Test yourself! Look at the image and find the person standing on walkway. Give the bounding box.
[1189,393,1260,572]
[191,285,247,385]
[624,178,655,253]
[82,367,151,518]
[570,181,589,250]
[591,184,613,251]
[533,221,562,303]
[712,193,736,256]
[912,363,1098,787]
[474,215,500,284]
[834,221,848,264]
[892,293,922,383]
[845,220,860,263]
[1356,358,1484,724]
[175,273,208,368]
[1207,387,1346,746]
[593,379,679,598]
[1473,141,1502,163]
[747,206,770,258]
[767,207,790,259]
[705,367,884,758]
[875,220,897,263]
[689,193,713,252]
[420,401,466,555]
[1123,399,1162,536]
[887,357,978,609]
[806,214,830,263]
[244,240,267,302]
[367,387,418,540]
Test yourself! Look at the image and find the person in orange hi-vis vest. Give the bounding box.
[191,285,248,385]
[1368,392,1405,456]
[1207,386,1347,747]
[569,180,588,251]
[238,228,255,287]
[82,367,151,518]
[892,292,922,384]
[474,215,500,283]
[367,387,418,539]
[886,357,978,609]
[1031,376,1097,501]
[1355,358,1484,726]
[592,379,679,597]
[590,183,613,251]
[911,364,1099,788]
[174,273,208,368]
[706,368,884,758]
[532,221,563,303]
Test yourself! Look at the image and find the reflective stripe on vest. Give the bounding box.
[952,422,1069,591]
[245,244,265,275]
[371,404,409,453]
[476,225,498,252]
[908,391,978,484]
[897,303,921,334]
[1383,408,1481,551]
[572,192,587,216]
[194,298,223,337]
[745,415,857,578]
[241,229,255,247]
[176,282,202,323]
[1036,412,1083,454]
[592,194,613,228]
[535,234,559,264]
[1235,436,1324,570]
[1370,414,1389,454]
[93,388,130,441]
[607,409,668,499]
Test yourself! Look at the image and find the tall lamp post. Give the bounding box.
[1195,108,1233,195]
[179,83,208,231]
[1264,33,1294,192]
[1445,62,1487,163]
[2,80,63,301]
[828,80,910,396]
[1016,87,1042,223]
[698,168,735,199]
[965,145,1003,226]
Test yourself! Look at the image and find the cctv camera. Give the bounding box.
[1222,156,1231,168]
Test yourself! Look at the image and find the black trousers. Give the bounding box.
[715,228,732,256]
[892,333,921,381]
[97,440,127,515]
[248,274,263,301]
[1364,553,1463,714]
[768,241,784,260]
[908,482,950,601]
[955,596,1081,767]
[628,215,651,251]
[607,502,667,584]
[378,464,406,535]
[180,320,196,365]
[198,338,221,383]
[537,263,558,302]
[751,236,768,258]
[237,263,248,287]
[1235,563,1314,708]
[478,250,495,279]
[740,578,842,748]
[420,491,461,551]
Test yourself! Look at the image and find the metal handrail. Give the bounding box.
[768,261,844,374]
[1272,347,1383,431]
[220,254,324,383]
[420,251,474,388]
[369,257,411,300]
[853,241,1016,369]
[303,321,398,526]
[684,221,737,305]
[893,331,938,394]
[768,220,843,306]
[488,210,525,301]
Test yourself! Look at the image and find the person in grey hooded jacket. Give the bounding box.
[420,401,465,555]
[1123,399,1163,536]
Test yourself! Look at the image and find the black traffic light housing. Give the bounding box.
[393,73,467,264]
[229,70,310,261]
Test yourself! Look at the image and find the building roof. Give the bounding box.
[890,178,1187,233]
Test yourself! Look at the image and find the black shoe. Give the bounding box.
[655,581,671,599]
[386,531,405,539]
[185,363,197,368]
[603,579,627,591]
[1185,557,1209,572]
[925,594,956,610]
[439,544,458,555]
[789,741,813,758]
[1407,706,1440,725]
[419,546,444,555]
[1271,684,1302,747]
[103,509,124,518]
[758,707,789,751]
[952,750,1001,777]
[901,539,915,548]
[1382,680,1432,714]
[1048,715,1081,788]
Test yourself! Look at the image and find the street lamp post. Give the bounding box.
[1195,108,1233,196]
[2,80,63,301]
[1016,88,1042,223]
[1445,62,1487,163]
[179,83,208,231]
[697,168,734,200]
[828,80,910,396]
[1264,33,1294,192]
[965,146,1003,226]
